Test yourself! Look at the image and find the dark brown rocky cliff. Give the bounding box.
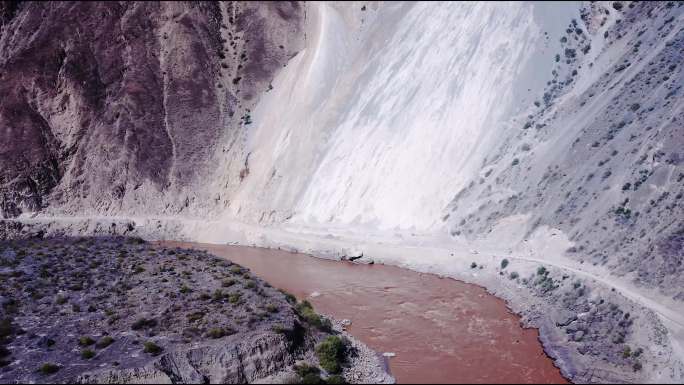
[0,1,304,218]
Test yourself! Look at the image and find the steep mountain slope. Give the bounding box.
[0,1,304,218]
[1,1,683,383]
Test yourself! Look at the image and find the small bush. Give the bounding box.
[509,272,519,280]
[206,328,232,339]
[301,373,325,384]
[279,289,297,304]
[315,336,347,374]
[326,375,347,384]
[266,304,278,313]
[187,312,205,323]
[38,362,60,375]
[81,349,96,359]
[213,289,225,301]
[96,336,114,349]
[500,259,509,269]
[79,336,95,346]
[470,262,477,269]
[131,318,157,330]
[143,341,162,356]
[228,293,242,304]
[296,301,330,331]
[222,279,236,287]
[295,363,320,378]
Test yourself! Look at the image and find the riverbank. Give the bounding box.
[0,236,390,384]
[3,217,683,383]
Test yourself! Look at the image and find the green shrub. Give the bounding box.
[295,363,320,377]
[228,293,242,304]
[315,336,347,374]
[206,328,232,339]
[326,375,347,384]
[143,341,162,356]
[296,301,329,331]
[302,373,325,384]
[55,295,68,305]
[222,279,236,287]
[509,272,519,280]
[81,349,96,359]
[266,304,278,313]
[279,289,297,304]
[470,262,477,269]
[213,289,225,301]
[96,336,114,349]
[131,318,157,330]
[186,312,205,323]
[38,362,60,375]
[500,259,509,269]
[79,336,95,346]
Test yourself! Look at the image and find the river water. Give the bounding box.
[162,242,567,384]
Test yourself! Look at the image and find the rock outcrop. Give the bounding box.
[0,1,305,219]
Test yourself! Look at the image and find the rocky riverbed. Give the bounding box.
[0,236,391,384]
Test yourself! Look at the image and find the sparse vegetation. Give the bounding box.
[131,318,157,330]
[78,337,95,347]
[501,259,509,269]
[206,328,232,339]
[315,336,348,374]
[143,341,162,356]
[296,301,332,332]
[38,362,60,375]
[96,336,114,349]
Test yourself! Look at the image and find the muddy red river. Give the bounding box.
[162,242,568,384]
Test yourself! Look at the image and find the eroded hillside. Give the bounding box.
[0,1,304,218]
